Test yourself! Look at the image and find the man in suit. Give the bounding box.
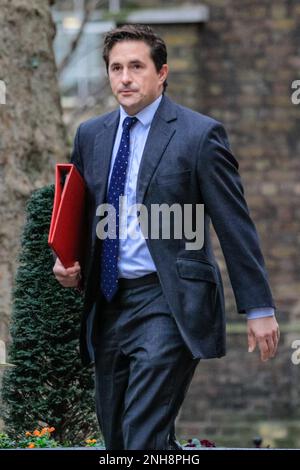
[53,24,279,450]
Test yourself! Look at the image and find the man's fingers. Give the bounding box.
[272,327,280,354]
[249,329,277,360]
[257,334,278,361]
[66,263,81,275]
[54,260,80,275]
[66,264,80,276]
[54,268,79,279]
[53,259,81,287]
[247,317,280,361]
[66,268,80,277]
[55,275,79,287]
[270,323,280,356]
[273,327,280,343]
[266,336,276,358]
[248,331,256,353]
[257,337,270,361]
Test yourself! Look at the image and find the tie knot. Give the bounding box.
[123,116,137,130]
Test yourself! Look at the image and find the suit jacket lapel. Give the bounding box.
[136,95,177,205]
[93,109,120,206]
[92,96,177,209]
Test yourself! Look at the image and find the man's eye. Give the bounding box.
[133,64,141,69]
[112,66,121,72]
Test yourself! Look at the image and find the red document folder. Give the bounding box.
[48,164,86,269]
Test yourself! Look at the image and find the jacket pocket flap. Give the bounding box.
[176,259,217,284]
[155,170,191,185]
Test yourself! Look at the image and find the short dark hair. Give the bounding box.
[102,24,168,91]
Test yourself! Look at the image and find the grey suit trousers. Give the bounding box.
[93,281,200,450]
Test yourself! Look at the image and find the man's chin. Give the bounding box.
[119,98,144,115]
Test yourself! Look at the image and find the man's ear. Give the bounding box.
[158,64,169,85]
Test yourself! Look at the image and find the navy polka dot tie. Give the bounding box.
[100,116,138,301]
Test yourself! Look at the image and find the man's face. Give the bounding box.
[107,40,168,115]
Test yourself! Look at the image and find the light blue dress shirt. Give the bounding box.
[107,95,274,320]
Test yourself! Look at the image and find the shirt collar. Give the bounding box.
[119,94,163,128]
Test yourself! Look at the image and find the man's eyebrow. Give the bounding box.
[109,61,121,67]
[110,59,145,67]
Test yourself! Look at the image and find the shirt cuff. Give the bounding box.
[246,307,275,320]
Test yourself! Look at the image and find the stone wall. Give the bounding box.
[122,0,300,447]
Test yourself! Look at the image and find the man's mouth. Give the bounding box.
[120,90,136,94]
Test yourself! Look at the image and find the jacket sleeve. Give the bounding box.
[69,124,86,292]
[197,122,275,313]
[70,124,84,176]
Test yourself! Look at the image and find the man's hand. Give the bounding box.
[53,258,81,288]
[247,316,280,361]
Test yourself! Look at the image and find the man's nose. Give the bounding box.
[121,68,132,84]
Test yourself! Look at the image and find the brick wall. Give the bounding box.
[122,0,300,447]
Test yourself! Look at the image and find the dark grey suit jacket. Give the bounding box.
[71,95,275,365]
